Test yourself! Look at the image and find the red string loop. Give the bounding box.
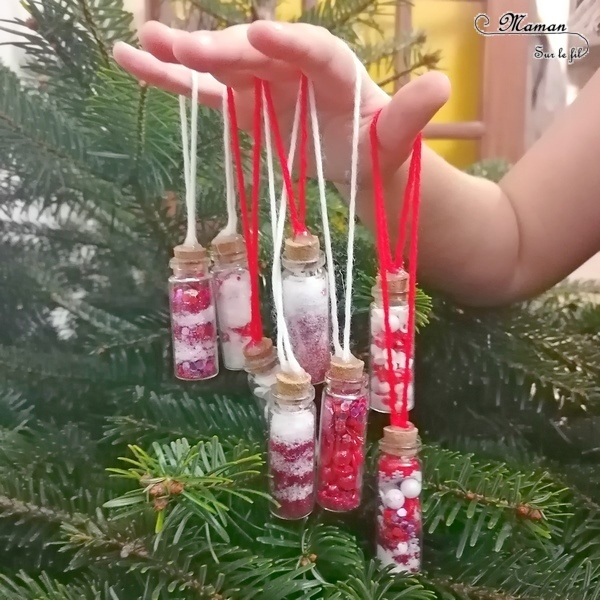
[226,83,264,343]
[262,80,308,237]
[369,109,422,428]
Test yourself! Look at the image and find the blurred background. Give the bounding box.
[1,0,598,275]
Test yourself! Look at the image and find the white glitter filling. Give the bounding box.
[273,483,313,502]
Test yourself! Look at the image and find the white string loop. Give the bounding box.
[179,71,200,247]
[342,56,363,360]
[264,82,304,374]
[308,81,343,358]
[218,89,238,238]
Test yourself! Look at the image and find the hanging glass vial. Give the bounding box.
[281,233,330,385]
[169,245,218,381]
[267,370,316,520]
[316,355,368,512]
[377,423,422,573]
[369,271,414,413]
[244,337,281,413]
[210,233,253,371]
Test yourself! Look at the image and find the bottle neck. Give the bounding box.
[170,257,210,278]
[246,353,279,375]
[270,389,315,411]
[212,251,248,270]
[371,283,408,307]
[282,251,325,275]
[325,374,366,397]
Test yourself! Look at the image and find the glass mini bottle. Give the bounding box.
[281,233,330,385]
[369,271,414,413]
[376,423,423,574]
[267,370,316,520]
[316,355,369,512]
[244,337,281,415]
[210,233,253,371]
[168,245,218,381]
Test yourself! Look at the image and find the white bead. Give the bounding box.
[394,383,404,395]
[383,488,405,509]
[370,344,380,357]
[395,541,408,555]
[393,352,408,370]
[400,478,421,499]
[388,314,401,332]
[379,381,390,394]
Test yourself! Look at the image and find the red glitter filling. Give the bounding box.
[269,439,315,520]
[170,279,218,380]
[287,315,329,384]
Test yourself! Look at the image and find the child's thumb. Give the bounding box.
[374,71,450,173]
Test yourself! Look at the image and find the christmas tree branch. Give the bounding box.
[422,446,567,557]
[76,0,111,67]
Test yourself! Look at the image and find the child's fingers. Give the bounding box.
[112,42,224,108]
[139,20,180,64]
[376,71,451,172]
[171,28,299,93]
[247,21,359,107]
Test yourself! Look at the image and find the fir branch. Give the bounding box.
[135,82,149,169]
[104,438,268,537]
[0,572,104,600]
[422,446,568,557]
[76,0,111,67]
[103,387,265,449]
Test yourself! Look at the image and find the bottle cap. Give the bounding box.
[284,233,320,263]
[173,244,208,262]
[211,233,246,263]
[275,370,312,399]
[329,354,364,381]
[244,337,277,374]
[380,423,420,457]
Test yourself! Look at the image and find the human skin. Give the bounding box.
[113,20,600,307]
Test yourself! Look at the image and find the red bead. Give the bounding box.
[320,466,334,483]
[338,474,356,491]
[333,450,351,467]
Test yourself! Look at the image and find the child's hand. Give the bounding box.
[114,21,449,187]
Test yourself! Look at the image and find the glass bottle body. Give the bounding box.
[267,388,316,520]
[369,293,413,413]
[169,262,218,381]
[212,258,252,370]
[281,254,330,385]
[376,451,423,573]
[316,374,368,512]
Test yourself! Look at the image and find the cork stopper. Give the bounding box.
[173,244,208,262]
[243,337,276,374]
[329,354,365,381]
[380,423,420,457]
[275,370,312,400]
[284,233,320,262]
[376,270,409,294]
[211,233,246,264]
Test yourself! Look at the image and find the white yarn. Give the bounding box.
[264,84,303,374]
[179,71,200,247]
[307,81,343,358]
[342,57,363,360]
[215,89,238,240]
[262,92,278,245]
